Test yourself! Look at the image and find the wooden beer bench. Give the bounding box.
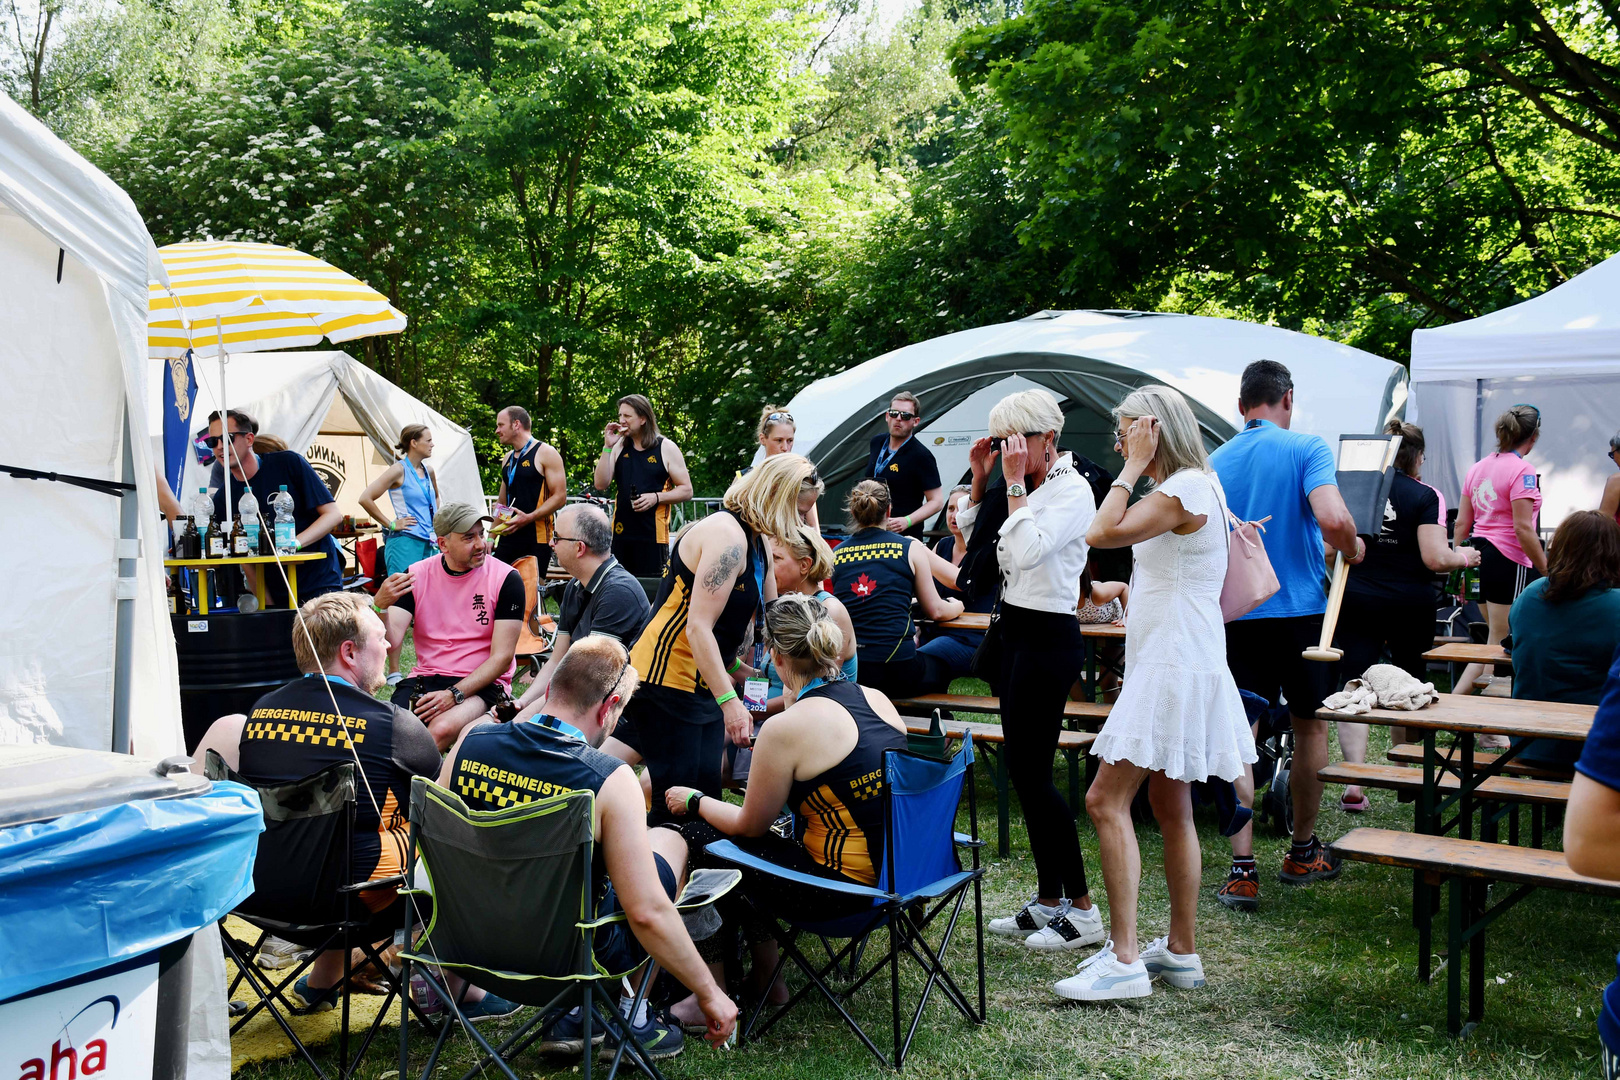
[1331,828,1620,1037]
[893,693,1106,855]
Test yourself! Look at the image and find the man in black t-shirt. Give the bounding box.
[512,504,651,717]
[864,391,942,539]
[207,409,344,599]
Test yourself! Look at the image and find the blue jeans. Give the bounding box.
[919,633,979,693]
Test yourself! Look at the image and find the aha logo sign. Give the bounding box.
[2,962,157,1080]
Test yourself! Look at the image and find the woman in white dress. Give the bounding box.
[1056,385,1256,1002]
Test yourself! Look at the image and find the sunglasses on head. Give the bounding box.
[602,655,631,705]
[887,409,917,421]
[766,411,794,424]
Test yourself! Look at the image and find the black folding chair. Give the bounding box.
[706,741,985,1069]
[396,777,738,1080]
[206,753,439,1080]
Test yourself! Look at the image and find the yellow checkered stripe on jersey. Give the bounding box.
[243,720,364,747]
[454,759,581,810]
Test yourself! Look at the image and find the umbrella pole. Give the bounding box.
[217,315,233,530]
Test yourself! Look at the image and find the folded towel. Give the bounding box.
[1322,663,1438,714]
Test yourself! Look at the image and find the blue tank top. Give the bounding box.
[764,589,858,697]
[387,458,437,542]
[832,527,917,664]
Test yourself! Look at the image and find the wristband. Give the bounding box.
[714,690,738,706]
[728,657,743,673]
[903,515,913,530]
[686,791,704,814]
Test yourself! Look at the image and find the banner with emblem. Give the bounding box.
[160,348,197,495]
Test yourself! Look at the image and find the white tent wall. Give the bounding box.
[1410,253,1620,529]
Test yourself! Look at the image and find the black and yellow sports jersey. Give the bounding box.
[501,439,554,545]
[238,675,440,910]
[786,680,906,885]
[629,509,763,699]
[831,526,918,664]
[612,436,673,543]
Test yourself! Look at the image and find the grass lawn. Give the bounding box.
[243,648,1615,1080]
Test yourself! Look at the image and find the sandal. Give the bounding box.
[1339,792,1370,813]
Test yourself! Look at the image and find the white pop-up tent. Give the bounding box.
[777,309,1408,512]
[150,350,484,524]
[1410,254,1620,526]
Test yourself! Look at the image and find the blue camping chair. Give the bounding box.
[706,740,985,1069]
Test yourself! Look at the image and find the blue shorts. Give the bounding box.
[594,852,677,972]
[384,532,437,577]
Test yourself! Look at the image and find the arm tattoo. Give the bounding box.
[702,544,744,593]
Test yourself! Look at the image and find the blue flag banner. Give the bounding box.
[161,350,197,494]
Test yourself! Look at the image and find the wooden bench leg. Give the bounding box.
[1447,874,1464,1036]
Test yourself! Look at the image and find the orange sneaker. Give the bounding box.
[1279,838,1343,885]
[1216,871,1259,912]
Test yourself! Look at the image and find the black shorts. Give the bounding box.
[1473,537,1542,606]
[595,852,677,972]
[493,534,552,577]
[392,673,507,711]
[619,685,724,826]
[613,537,669,579]
[1225,615,1336,721]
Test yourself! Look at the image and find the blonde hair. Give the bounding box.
[1112,385,1209,482]
[549,635,640,712]
[758,404,795,442]
[764,592,844,680]
[1495,404,1541,452]
[724,452,820,543]
[291,592,371,674]
[988,388,1065,439]
[253,433,289,454]
[846,479,891,529]
[777,524,834,583]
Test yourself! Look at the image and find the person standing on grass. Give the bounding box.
[961,388,1105,953]
[1332,421,1480,811]
[492,405,567,574]
[1452,404,1549,712]
[865,391,943,539]
[1208,360,1364,911]
[360,424,443,685]
[1063,387,1256,1001]
[594,394,694,579]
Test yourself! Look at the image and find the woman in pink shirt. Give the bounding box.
[1454,404,1549,704]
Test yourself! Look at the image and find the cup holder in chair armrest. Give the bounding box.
[675,868,743,911]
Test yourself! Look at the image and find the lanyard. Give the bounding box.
[800,675,828,695]
[503,439,535,490]
[305,673,355,689]
[405,458,437,518]
[751,536,767,668]
[874,435,911,475]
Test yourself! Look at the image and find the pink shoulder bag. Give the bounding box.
[1221,509,1278,622]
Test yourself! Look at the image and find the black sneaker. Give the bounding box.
[539,1007,605,1054]
[600,1009,684,1062]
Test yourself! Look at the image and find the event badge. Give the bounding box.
[743,677,770,713]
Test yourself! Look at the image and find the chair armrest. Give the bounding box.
[953,832,985,849]
[705,840,889,901]
[339,873,407,894]
[579,911,630,931]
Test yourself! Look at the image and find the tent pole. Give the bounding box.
[111,404,138,754]
[1474,379,1484,462]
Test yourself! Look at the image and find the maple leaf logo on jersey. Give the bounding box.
[852,573,877,597]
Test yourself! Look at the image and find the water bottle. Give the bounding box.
[238,488,263,554]
[269,485,298,553]
[191,487,225,558]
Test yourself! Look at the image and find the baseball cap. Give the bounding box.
[433,502,494,537]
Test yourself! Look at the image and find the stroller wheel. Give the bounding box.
[1266,764,1295,838]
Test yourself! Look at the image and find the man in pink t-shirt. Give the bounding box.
[377,503,524,749]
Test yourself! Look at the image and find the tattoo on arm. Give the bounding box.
[702,544,744,593]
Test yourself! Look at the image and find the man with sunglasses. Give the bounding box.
[864,391,943,538]
[442,636,738,1058]
[206,409,345,601]
[511,504,652,715]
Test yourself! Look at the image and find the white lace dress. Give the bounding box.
[1092,468,1256,782]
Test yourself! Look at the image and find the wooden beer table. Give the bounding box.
[165,552,328,612]
[930,612,1126,702]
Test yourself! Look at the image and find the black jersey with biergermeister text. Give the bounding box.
[238,675,440,907]
[831,526,918,664]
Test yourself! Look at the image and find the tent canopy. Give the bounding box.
[0,94,179,758]
[1410,253,1620,525]
[781,310,1408,514]
[147,351,484,516]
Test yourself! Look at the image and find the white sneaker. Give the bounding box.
[989,893,1058,939]
[254,934,313,971]
[1140,936,1206,989]
[386,672,405,687]
[1054,940,1151,1001]
[1024,899,1107,952]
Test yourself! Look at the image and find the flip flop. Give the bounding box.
[1339,792,1370,813]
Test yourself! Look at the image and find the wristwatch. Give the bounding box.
[1007,483,1027,499]
[450,686,466,706]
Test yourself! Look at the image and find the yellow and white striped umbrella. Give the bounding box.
[148,240,406,358]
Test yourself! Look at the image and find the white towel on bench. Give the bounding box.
[1322,664,1439,715]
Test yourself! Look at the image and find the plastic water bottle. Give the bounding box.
[238,488,263,554]
[269,485,298,553]
[190,487,225,558]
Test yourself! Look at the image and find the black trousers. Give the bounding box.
[1334,593,1435,683]
[998,603,1089,900]
[618,689,725,827]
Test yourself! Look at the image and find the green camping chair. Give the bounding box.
[395,777,738,1080]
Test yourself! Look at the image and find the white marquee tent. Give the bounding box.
[775,310,1408,513]
[1410,254,1620,526]
[149,350,484,525]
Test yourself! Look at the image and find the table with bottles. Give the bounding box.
[165,482,324,614]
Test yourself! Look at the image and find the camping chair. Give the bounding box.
[509,556,558,679]
[205,753,439,1080]
[396,777,739,1080]
[705,741,985,1070]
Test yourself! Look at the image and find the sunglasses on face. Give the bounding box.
[203,431,251,449]
[989,431,1043,451]
[887,409,917,421]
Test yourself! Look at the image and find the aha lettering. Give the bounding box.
[18,1039,109,1080]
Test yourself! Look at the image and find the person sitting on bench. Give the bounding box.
[190,592,519,1019]
[441,636,738,1060]
[1564,650,1620,1077]
[376,503,523,750]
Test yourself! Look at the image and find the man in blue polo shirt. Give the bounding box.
[208,409,344,601]
[1209,360,1363,910]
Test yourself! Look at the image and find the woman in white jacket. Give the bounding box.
[963,389,1105,953]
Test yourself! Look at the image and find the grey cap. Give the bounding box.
[433,502,494,537]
